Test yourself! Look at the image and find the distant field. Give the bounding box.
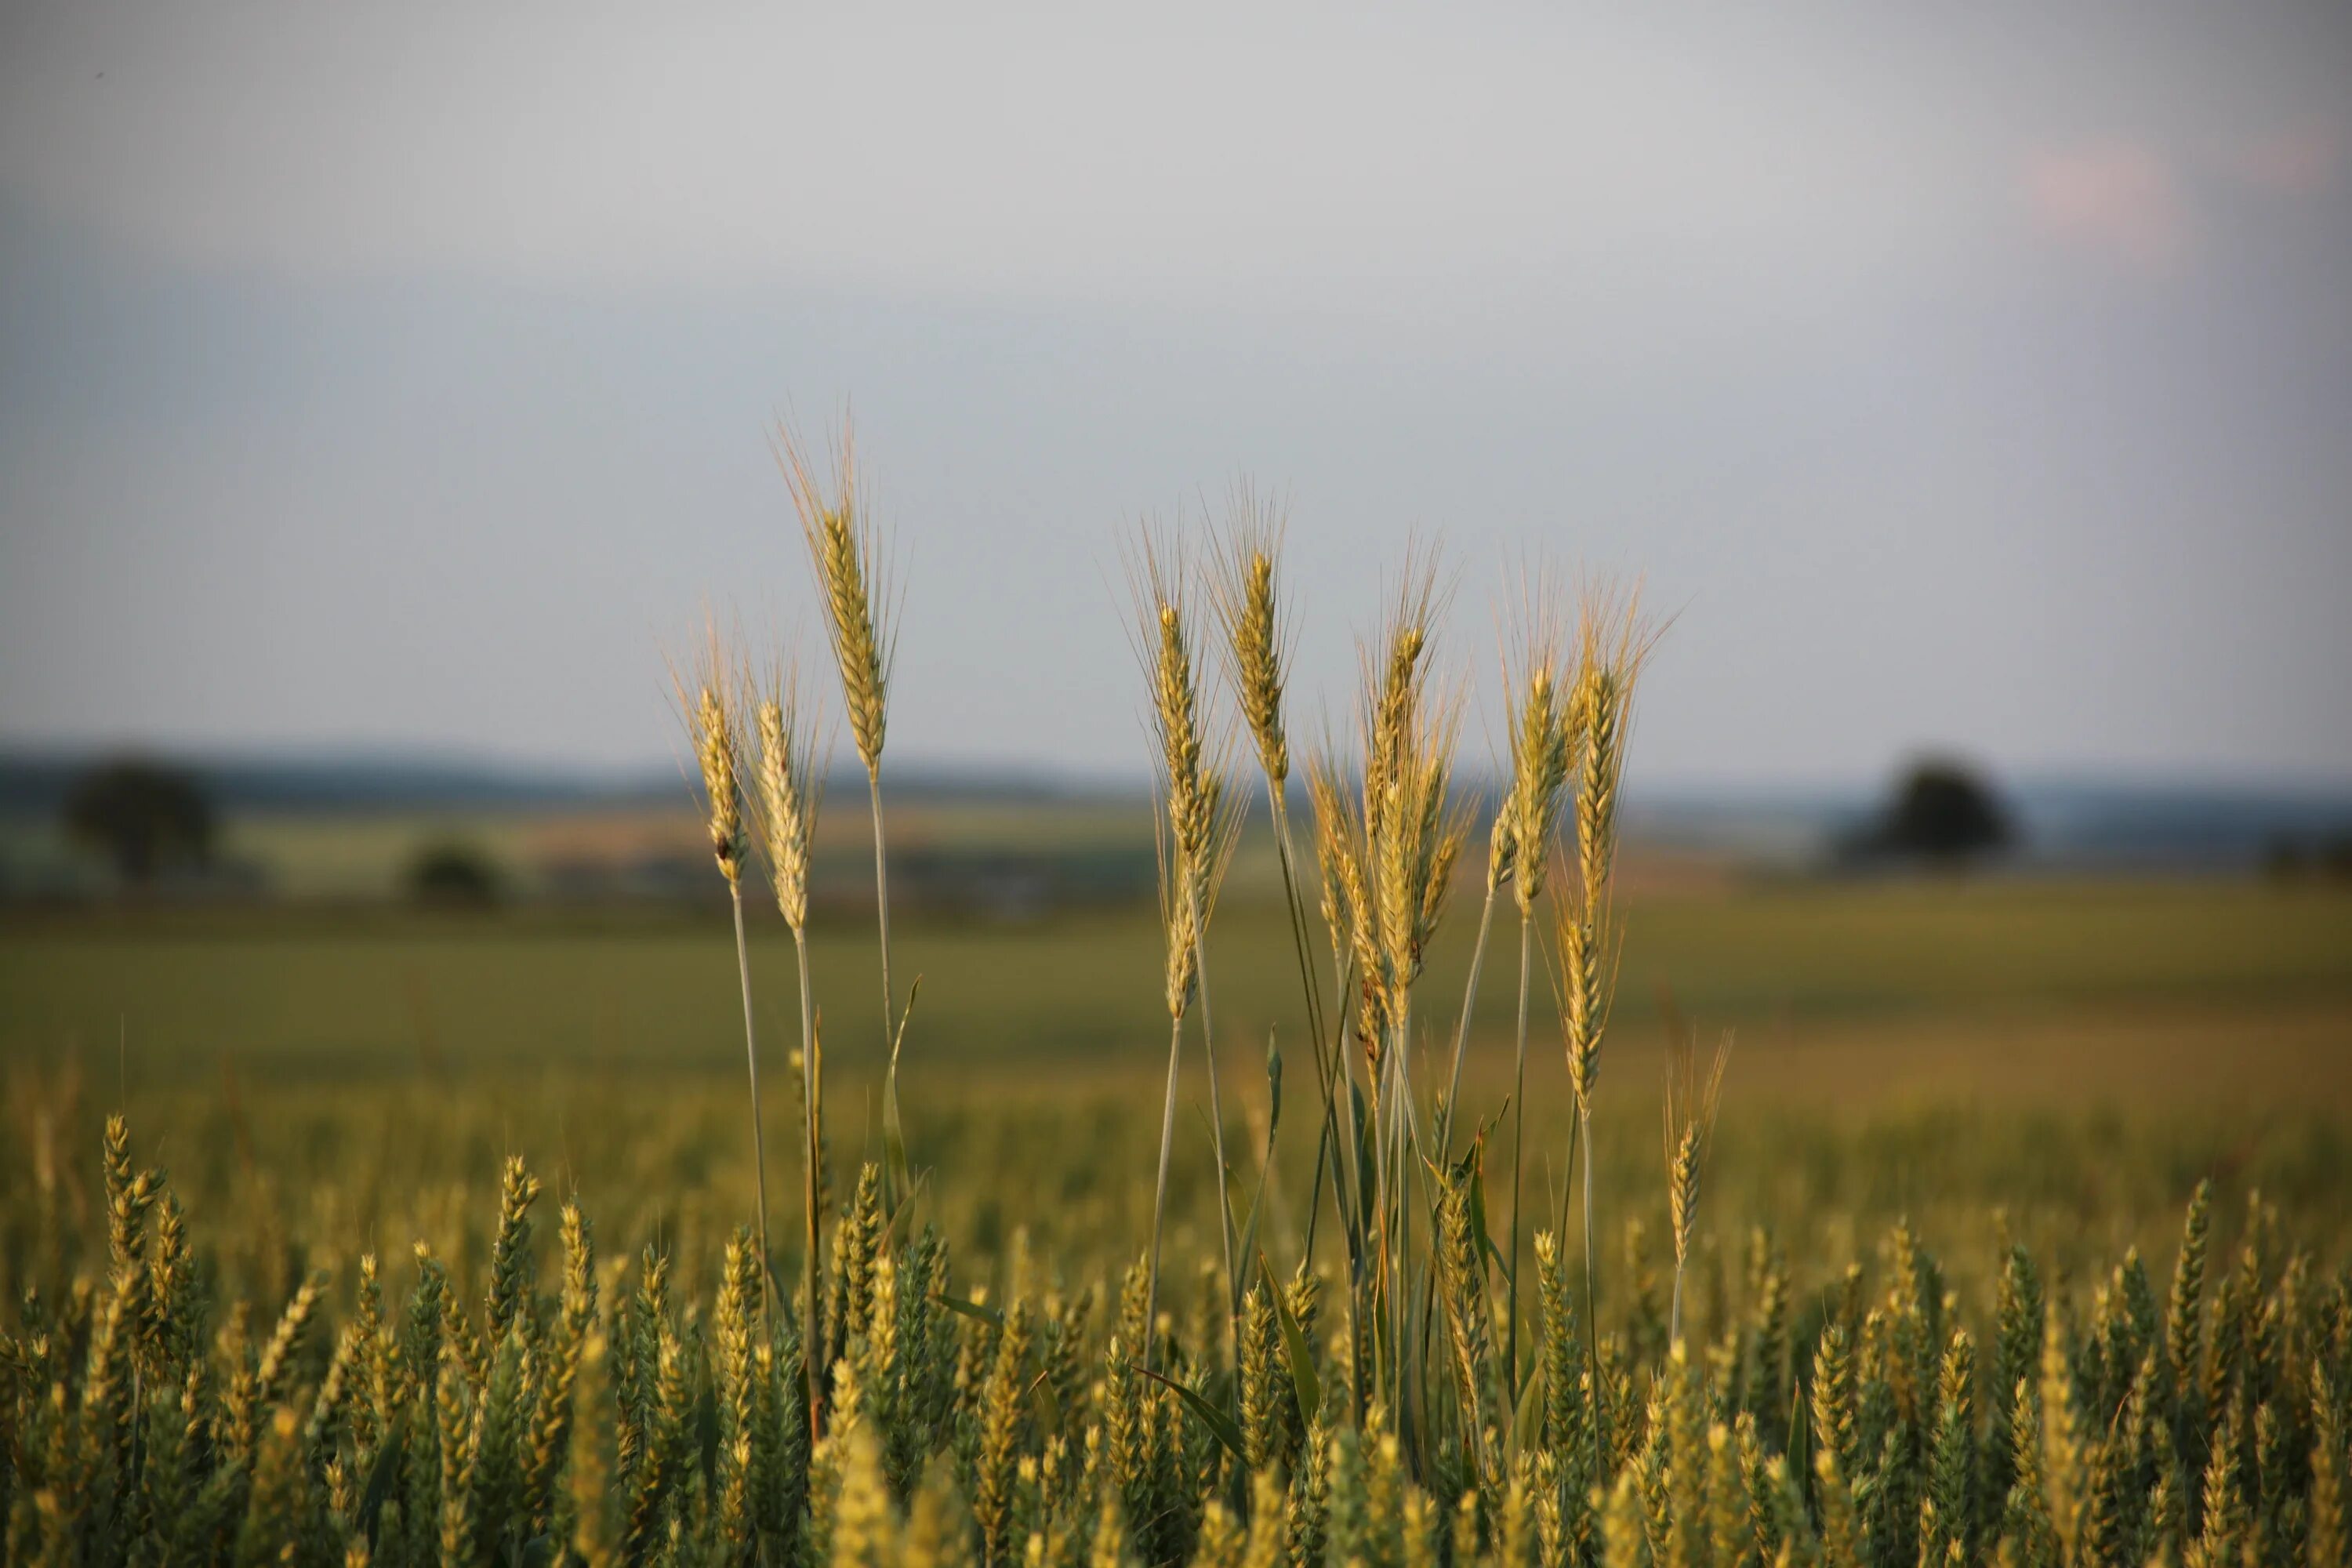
[9,848,2352,1567]
[5,877,2349,1114]
[7,875,2350,1320]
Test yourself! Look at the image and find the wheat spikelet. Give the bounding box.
[1395,722,1468,1007]
[1352,554,1465,1029]
[1559,585,1654,1113]
[1664,1031,1732,1279]
[1364,592,1431,848]
[1207,481,1293,789]
[1307,746,1383,1060]
[776,422,893,778]
[749,660,827,934]
[1156,815,1204,1022]
[1129,528,1231,895]
[1500,587,1573,920]
[673,624,749,886]
[1131,524,1244,1008]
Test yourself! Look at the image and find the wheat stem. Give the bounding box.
[1385,997,1417,1446]
[1669,1260,1686,1353]
[1272,795,1350,1271]
[793,926,821,1442]
[1436,880,1497,1160]
[1142,1006,1186,1368]
[1579,1099,1603,1489]
[1330,947,1372,1425]
[727,883,772,1335]
[868,771,907,1205]
[1185,875,1241,1360]
[1504,908,1533,1395]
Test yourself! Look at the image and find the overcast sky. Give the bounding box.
[3,2,2348,789]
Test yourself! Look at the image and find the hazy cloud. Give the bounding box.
[2223,115,2344,197]
[2022,140,2192,270]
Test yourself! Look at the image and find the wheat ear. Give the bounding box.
[1664,1027,1732,1348]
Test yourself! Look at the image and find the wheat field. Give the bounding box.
[2,459,2347,1568]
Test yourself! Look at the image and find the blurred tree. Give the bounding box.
[1863,757,2013,865]
[408,841,504,907]
[2262,834,2308,880]
[61,759,215,884]
[2324,835,2352,880]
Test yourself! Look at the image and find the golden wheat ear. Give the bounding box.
[1497,564,1573,915]
[745,655,828,934]
[1207,479,1294,790]
[1663,1025,1734,1346]
[667,615,747,886]
[774,419,895,779]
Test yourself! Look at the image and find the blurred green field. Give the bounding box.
[9,871,2349,1284]
[5,876,2349,1095]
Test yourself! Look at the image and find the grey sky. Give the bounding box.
[2,2,2348,787]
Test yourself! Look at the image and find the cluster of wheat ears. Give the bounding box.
[677,435,1704,1462]
[5,429,2349,1568]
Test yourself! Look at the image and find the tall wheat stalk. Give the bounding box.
[673,630,768,1330]
[1371,569,1464,1436]
[776,423,907,1207]
[1207,489,1350,1267]
[1131,527,1241,1363]
[1306,750,1374,1412]
[748,659,827,1427]
[1308,558,1465,1440]
[1495,593,1573,1394]
[1558,587,1650,1483]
